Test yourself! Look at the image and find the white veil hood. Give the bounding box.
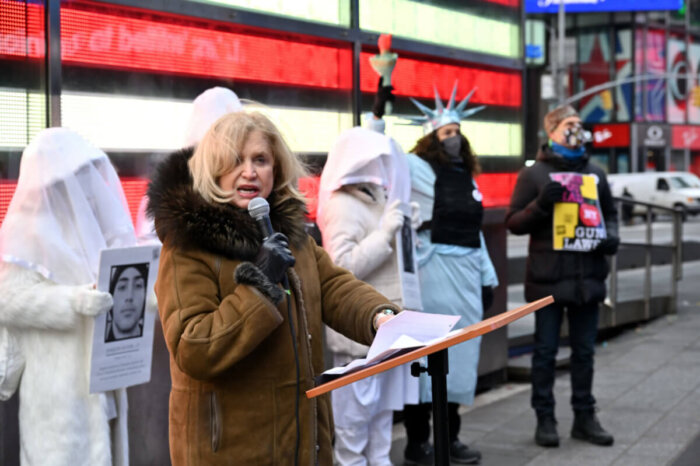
[182,86,243,148]
[0,128,136,285]
[317,127,410,225]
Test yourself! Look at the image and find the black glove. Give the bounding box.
[536,181,566,212]
[482,286,494,311]
[595,236,620,255]
[254,232,296,284]
[372,77,395,119]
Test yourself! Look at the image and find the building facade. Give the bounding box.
[527,1,700,176]
[1,0,525,223]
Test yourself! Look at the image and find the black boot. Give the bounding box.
[535,414,560,447]
[450,440,482,464]
[404,441,434,466]
[571,410,614,446]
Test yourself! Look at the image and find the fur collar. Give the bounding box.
[146,148,307,260]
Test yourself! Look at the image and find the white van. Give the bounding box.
[607,171,700,220]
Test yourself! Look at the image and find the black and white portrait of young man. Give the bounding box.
[104,262,149,342]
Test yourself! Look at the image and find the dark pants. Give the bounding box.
[531,301,599,417]
[404,402,461,445]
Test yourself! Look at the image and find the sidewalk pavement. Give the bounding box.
[388,260,700,465]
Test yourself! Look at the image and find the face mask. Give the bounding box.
[563,125,592,147]
[442,135,462,159]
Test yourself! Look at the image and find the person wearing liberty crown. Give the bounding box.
[506,105,619,448]
[400,83,499,465]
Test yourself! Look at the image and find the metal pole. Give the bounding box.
[609,253,618,327]
[557,1,565,105]
[631,123,638,172]
[609,203,619,324]
[670,209,681,313]
[644,207,652,319]
[350,0,361,127]
[45,0,61,127]
[428,350,450,466]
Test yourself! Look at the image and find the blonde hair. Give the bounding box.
[189,111,307,208]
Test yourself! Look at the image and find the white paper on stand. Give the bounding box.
[89,244,161,393]
[366,310,459,361]
[319,311,459,382]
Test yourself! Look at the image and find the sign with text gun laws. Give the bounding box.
[550,172,606,252]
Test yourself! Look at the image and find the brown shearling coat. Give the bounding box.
[147,149,399,465]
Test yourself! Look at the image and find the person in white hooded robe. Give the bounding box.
[317,126,420,466]
[135,86,244,242]
[0,128,137,466]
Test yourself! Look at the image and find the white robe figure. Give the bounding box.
[0,128,136,466]
[317,127,418,466]
[136,86,243,243]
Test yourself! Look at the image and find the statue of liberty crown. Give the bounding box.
[405,81,485,132]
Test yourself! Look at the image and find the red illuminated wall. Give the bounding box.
[0,178,148,229]
[1,4,521,105]
[299,172,517,224]
[485,0,520,7]
[298,176,321,222]
[1,4,353,89]
[120,177,150,226]
[360,53,521,107]
[0,1,44,59]
[476,173,518,207]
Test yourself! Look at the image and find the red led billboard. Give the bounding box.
[2,4,521,106]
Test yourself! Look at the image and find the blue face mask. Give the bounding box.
[550,141,586,159]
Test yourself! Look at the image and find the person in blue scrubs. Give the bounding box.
[402,85,498,465]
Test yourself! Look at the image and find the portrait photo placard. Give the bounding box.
[395,201,422,311]
[89,244,161,393]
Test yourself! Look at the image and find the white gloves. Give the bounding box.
[410,202,422,230]
[74,284,114,317]
[380,199,405,242]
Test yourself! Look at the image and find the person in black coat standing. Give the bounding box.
[506,105,618,449]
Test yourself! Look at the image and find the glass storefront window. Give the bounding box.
[635,29,666,121]
[667,35,689,124]
[671,149,687,171]
[589,152,610,173]
[688,39,700,124]
[617,152,630,173]
[187,0,350,26]
[615,29,633,122]
[691,0,700,26]
[577,30,612,123]
[526,19,546,66]
[359,0,521,58]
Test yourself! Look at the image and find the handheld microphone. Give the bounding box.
[248,197,274,240]
[249,198,300,463]
[248,197,290,289]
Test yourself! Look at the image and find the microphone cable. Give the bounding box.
[283,276,301,466]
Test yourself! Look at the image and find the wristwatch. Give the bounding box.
[373,308,396,330]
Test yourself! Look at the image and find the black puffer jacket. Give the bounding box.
[506,145,618,306]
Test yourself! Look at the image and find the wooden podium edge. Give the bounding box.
[306,295,554,399]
